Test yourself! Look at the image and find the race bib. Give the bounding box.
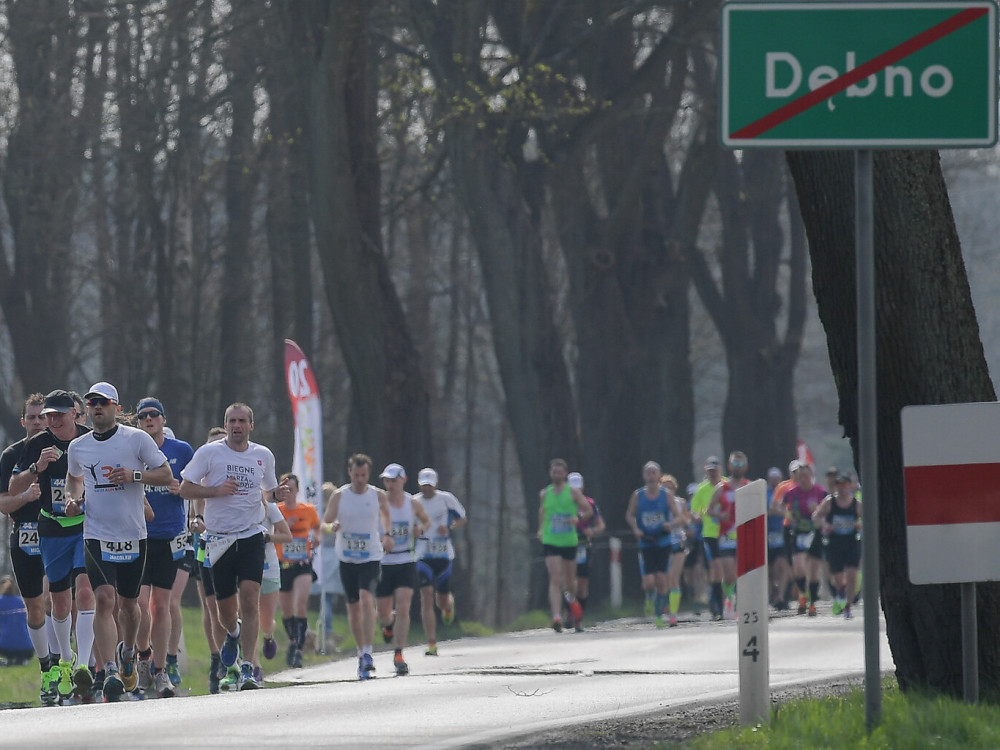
[170,532,189,560]
[831,516,856,535]
[18,522,40,556]
[102,539,140,563]
[549,513,574,535]
[388,521,411,548]
[640,511,665,531]
[576,545,588,565]
[50,477,67,515]
[341,532,371,560]
[203,532,237,568]
[719,532,738,551]
[283,538,309,561]
[796,532,815,550]
[426,535,450,558]
[767,531,785,548]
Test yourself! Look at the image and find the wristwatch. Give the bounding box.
[133,470,143,483]
[29,463,38,475]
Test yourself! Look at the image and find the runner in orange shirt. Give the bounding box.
[275,474,321,668]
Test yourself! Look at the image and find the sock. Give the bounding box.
[578,596,588,613]
[809,581,820,604]
[282,617,295,641]
[53,614,73,662]
[838,586,847,600]
[562,590,576,605]
[28,622,50,661]
[166,653,178,665]
[357,646,364,657]
[296,617,308,648]
[45,614,58,656]
[138,647,152,660]
[228,622,241,639]
[669,588,681,615]
[645,589,655,603]
[75,609,96,669]
[122,644,135,660]
[362,645,372,657]
[654,592,668,617]
[209,653,221,673]
[723,582,736,601]
[94,669,105,686]
[394,648,402,656]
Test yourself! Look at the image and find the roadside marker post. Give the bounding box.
[736,479,769,726]
[609,536,623,610]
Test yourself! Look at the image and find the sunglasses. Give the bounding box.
[138,410,163,419]
[86,397,115,407]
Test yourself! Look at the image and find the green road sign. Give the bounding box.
[721,2,998,148]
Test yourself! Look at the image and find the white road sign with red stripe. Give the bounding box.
[735,479,769,726]
[902,402,1000,584]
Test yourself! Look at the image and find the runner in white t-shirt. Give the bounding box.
[64,382,172,703]
[179,402,287,691]
[320,454,392,681]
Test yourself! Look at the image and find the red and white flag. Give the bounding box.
[284,340,324,513]
[902,402,1000,585]
[796,439,815,469]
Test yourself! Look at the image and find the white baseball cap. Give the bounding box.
[85,381,120,403]
[380,463,406,480]
[567,472,584,489]
[417,467,438,487]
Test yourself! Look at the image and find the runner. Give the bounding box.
[132,397,194,697]
[778,462,827,616]
[706,451,750,620]
[569,472,605,628]
[321,453,393,680]
[681,481,709,614]
[65,382,173,702]
[375,463,431,675]
[812,472,862,619]
[625,462,679,628]
[251,492,292,688]
[689,457,724,620]
[10,390,95,702]
[179,403,284,691]
[765,467,792,610]
[415,467,468,652]
[276,473,321,669]
[659,474,689,627]
[0,394,55,704]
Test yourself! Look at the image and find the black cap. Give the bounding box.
[41,390,75,415]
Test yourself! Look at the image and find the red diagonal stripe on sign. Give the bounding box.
[731,6,989,140]
[905,464,1000,525]
[737,515,766,576]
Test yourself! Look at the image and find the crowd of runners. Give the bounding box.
[0,388,467,703]
[1,385,859,706]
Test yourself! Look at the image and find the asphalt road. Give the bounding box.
[4,604,893,749]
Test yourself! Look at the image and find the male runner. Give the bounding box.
[321,454,392,680]
[0,394,54,703]
[180,403,284,691]
[65,382,173,702]
[376,463,430,675]
[779,462,827,616]
[132,396,194,697]
[569,472,605,627]
[706,451,750,619]
[276,473,321,668]
[813,473,862,619]
[10,390,95,701]
[538,460,590,633]
[689,457,724,619]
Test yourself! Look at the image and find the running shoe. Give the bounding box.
[425,643,438,656]
[797,596,808,615]
[394,652,409,676]
[286,641,297,667]
[711,612,723,622]
[153,670,174,698]
[574,622,585,633]
[567,597,583,624]
[644,597,654,617]
[238,662,261,691]
[831,599,845,616]
[253,665,264,685]
[221,620,242,667]
[262,636,277,660]
[56,658,74,698]
[362,652,375,673]
[292,647,303,668]
[808,603,817,617]
[669,615,678,628]
[219,665,240,691]
[165,658,182,687]
[381,621,395,644]
[103,667,125,703]
[552,619,563,633]
[655,615,665,629]
[844,608,854,620]
[358,656,372,681]
[40,666,59,706]
[72,665,94,698]
[208,655,222,694]
[441,594,455,625]
[136,654,152,691]
[118,643,138,692]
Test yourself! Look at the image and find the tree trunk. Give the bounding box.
[786,149,1000,695]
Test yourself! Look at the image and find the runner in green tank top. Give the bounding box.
[537,459,591,632]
